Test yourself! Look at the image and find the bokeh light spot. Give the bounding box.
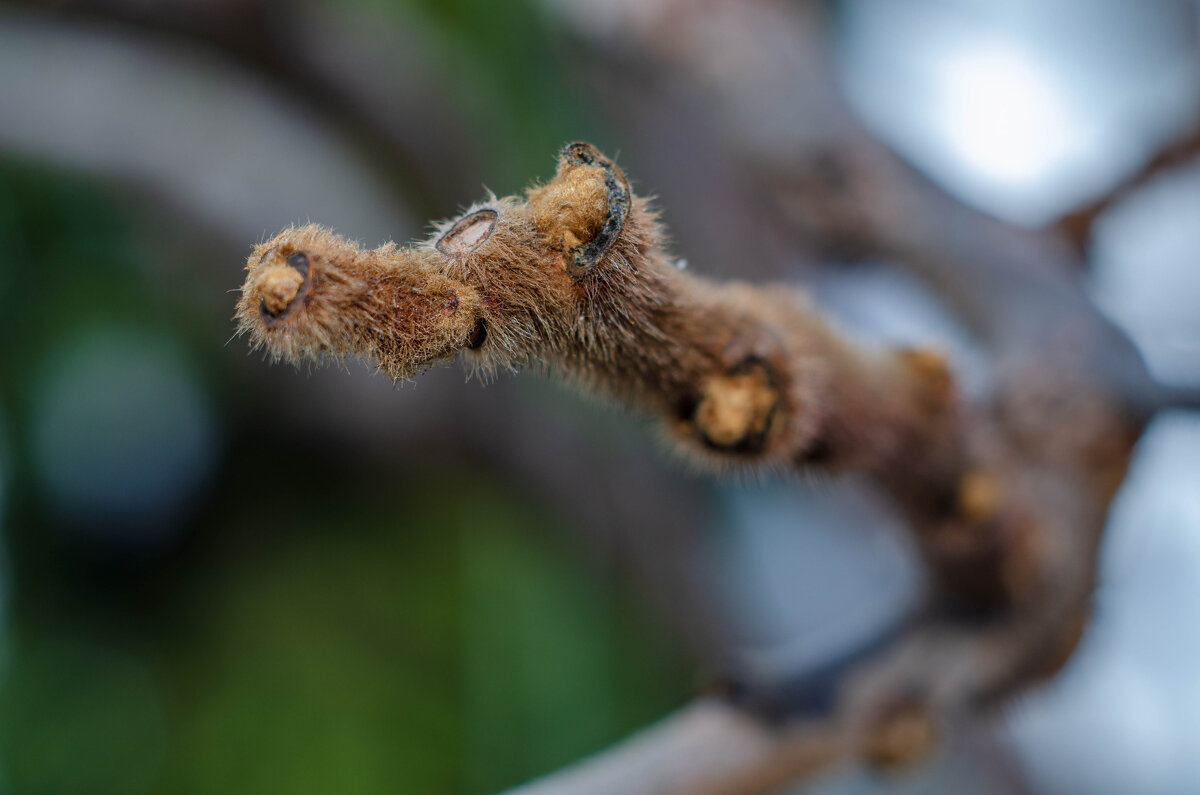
[933,43,1082,186]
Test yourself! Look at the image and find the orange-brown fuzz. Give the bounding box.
[235,143,959,483]
[239,225,484,378]
[527,163,611,252]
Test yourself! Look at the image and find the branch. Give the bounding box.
[1056,117,1200,251]
[235,143,1146,790]
[218,0,1173,789]
[236,143,963,499]
[1148,382,1200,413]
[505,699,844,795]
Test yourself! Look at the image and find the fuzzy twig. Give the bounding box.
[236,143,963,495]
[236,143,1144,788]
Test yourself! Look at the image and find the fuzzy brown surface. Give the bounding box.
[236,143,956,486]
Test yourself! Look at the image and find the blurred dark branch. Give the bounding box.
[1152,383,1200,412]
[1056,116,1200,253]
[10,0,472,217]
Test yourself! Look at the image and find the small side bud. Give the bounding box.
[260,266,305,317]
[693,359,781,451]
[256,251,313,324]
[527,141,631,280]
[860,698,938,772]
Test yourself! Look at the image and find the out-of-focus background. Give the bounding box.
[0,1,1198,793]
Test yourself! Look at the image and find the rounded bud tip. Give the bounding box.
[260,265,305,316]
